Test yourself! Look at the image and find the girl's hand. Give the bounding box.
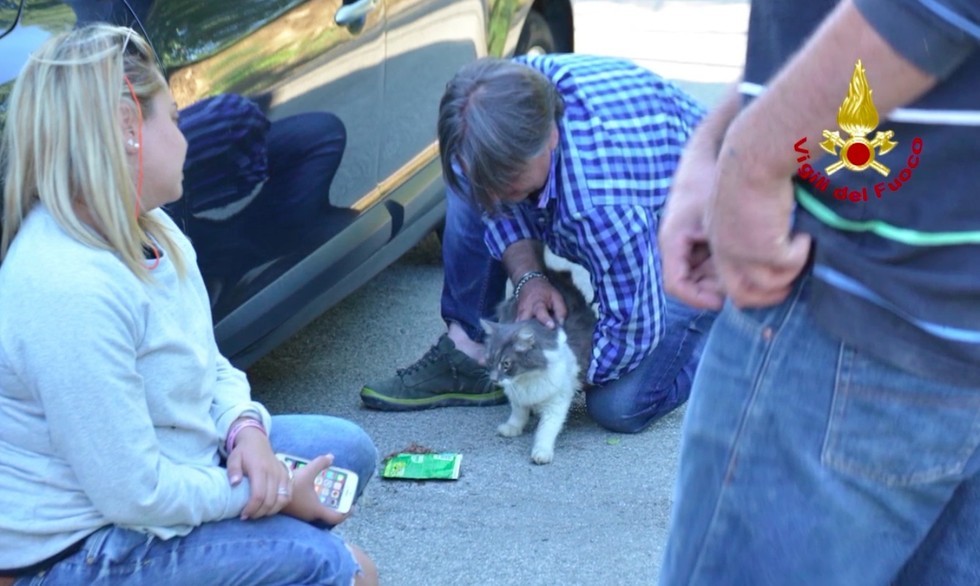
[227,426,291,520]
[281,454,352,527]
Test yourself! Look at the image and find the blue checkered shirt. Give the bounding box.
[476,54,706,384]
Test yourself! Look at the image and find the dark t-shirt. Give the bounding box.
[743,0,980,386]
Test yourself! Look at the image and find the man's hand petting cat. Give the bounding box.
[516,278,567,328]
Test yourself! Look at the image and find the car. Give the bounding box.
[0,0,574,368]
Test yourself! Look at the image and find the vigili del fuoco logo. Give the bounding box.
[793,60,924,203]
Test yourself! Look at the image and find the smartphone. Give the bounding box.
[275,453,359,514]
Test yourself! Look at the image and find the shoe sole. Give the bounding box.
[360,386,507,411]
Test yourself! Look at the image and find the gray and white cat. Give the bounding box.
[481,269,596,464]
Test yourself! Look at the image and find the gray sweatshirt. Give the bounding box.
[0,205,271,569]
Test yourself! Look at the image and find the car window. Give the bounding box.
[0,1,76,136]
[137,0,387,324]
[0,1,22,38]
[139,0,306,75]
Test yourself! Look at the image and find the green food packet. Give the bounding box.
[381,452,462,480]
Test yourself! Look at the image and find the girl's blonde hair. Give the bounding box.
[1,23,186,279]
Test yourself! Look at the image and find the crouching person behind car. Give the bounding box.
[361,54,718,434]
[0,24,378,586]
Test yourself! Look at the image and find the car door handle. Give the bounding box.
[335,0,378,26]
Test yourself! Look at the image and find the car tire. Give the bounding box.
[515,10,557,56]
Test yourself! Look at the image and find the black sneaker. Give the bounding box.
[360,334,506,411]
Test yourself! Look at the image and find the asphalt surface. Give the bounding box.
[247,2,748,584]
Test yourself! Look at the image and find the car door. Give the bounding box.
[128,0,386,321]
[376,0,484,227]
[379,0,485,179]
[142,0,384,210]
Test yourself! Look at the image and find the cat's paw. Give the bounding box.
[497,422,524,437]
[530,446,554,465]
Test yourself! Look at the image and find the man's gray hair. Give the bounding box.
[438,58,564,213]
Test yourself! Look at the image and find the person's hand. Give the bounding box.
[659,146,725,310]
[281,454,351,527]
[227,427,291,520]
[707,145,811,308]
[516,277,567,328]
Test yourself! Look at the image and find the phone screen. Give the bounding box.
[315,467,351,510]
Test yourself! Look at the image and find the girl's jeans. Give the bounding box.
[441,191,716,433]
[660,274,980,585]
[17,415,378,586]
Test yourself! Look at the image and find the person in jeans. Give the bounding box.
[361,54,717,434]
[657,0,980,583]
[0,24,378,585]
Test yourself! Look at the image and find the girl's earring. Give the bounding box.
[127,138,140,148]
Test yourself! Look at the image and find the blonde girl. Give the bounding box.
[0,24,377,585]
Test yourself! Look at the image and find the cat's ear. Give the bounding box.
[514,326,536,352]
[480,318,496,335]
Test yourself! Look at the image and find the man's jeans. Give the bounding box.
[660,274,980,585]
[441,193,716,433]
[18,415,378,586]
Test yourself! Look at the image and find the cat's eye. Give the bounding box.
[502,359,512,371]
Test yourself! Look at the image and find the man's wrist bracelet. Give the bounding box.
[512,270,548,299]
